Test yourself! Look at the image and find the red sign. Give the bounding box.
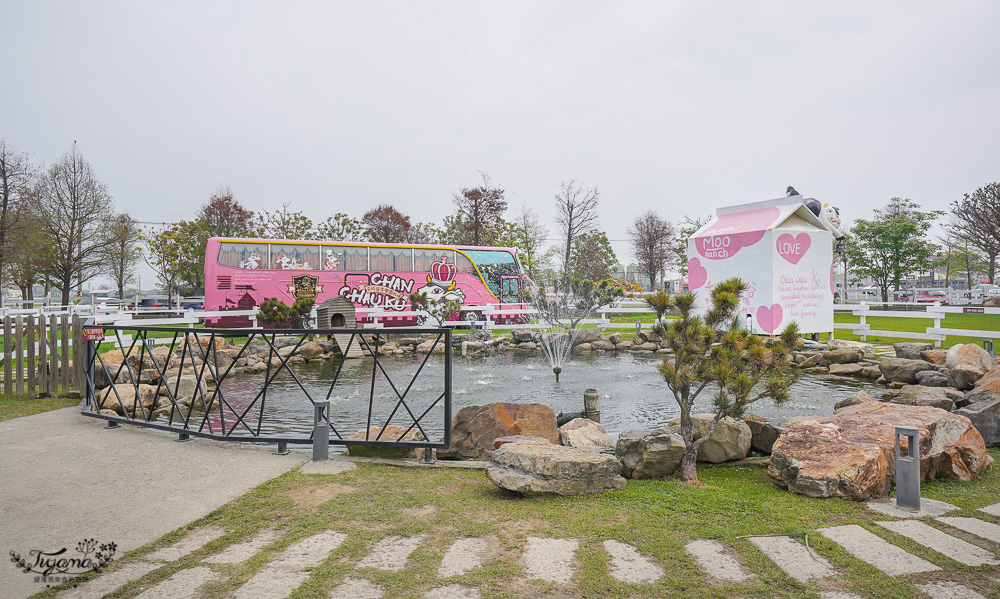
[82,327,105,342]
[964,307,985,314]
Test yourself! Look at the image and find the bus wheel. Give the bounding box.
[460,310,483,322]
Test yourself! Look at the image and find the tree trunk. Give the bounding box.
[678,444,699,483]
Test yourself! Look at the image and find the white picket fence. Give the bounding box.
[832,302,1000,347]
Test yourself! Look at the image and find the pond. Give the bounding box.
[185,351,881,445]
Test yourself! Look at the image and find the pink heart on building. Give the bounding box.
[775,232,811,265]
[688,257,708,289]
[756,304,783,334]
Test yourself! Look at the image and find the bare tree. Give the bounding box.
[951,182,1000,283]
[628,210,676,290]
[198,185,255,237]
[452,172,507,245]
[554,180,600,287]
[102,213,143,299]
[36,144,114,305]
[0,139,37,286]
[512,205,550,279]
[254,202,316,239]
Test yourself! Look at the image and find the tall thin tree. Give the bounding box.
[102,213,143,299]
[628,210,676,291]
[554,180,600,288]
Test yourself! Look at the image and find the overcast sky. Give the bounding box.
[2,1,998,290]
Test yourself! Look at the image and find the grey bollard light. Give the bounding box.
[313,400,330,461]
[895,425,921,510]
[583,388,600,423]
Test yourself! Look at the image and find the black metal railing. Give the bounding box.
[82,326,452,454]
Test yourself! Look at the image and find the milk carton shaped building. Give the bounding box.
[687,195,837,335]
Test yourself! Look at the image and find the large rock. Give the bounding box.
[346,425,426,458]
[158,375,208,402]
[745,416,785,454]
[494,435,552,449]
[921,349,948,365]
[894,342,933,360]
[558,418,614,448]
[890,385,955,411]
[834,390,879,411]
[955,398,1000,447]
[592,340,616,351]
[485,441,626,497]
[879,358,935,384]
[438,403,559,460]
[828,363,864,376]
[827,339,875,359]
[667,414,751,463]
[571,328,601,344]
[916,370,950,387]
[949,365,984,391]
[819,350,864,366]
[510,330,536,344]
[97,384,160,415]
[963,377,1000,408]
[768,403,992,499]
[615,428,685,478]
[946,343,994,375]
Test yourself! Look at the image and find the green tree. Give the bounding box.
[409,291,463,327]
[570,230,617,281]
[101,213,143,299]
[659,279,798,483]
[316,213,365,241]
[674,215,708,278]
[845,198,943,302]
[142,226,186,307]
[254,202,315,240]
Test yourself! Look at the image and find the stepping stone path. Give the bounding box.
[748,535,834,582]
[63,501,1000,599]
[684,539,751,582]
[438,538,488,578]
[877,520,999,566]
[817,525,940,576]
[147,526,226,561]
[937,516,1000,544]
[603,540,663,583]
[523,537,578,584]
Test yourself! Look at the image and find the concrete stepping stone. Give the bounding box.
[819,593,863,599]
[817,525,940,575]
[980,503,1000,517]
[916,581,988,599]
[603,540,663,584]
[356,535,424,572]
[748,535,834,582]
[684,539,751,582]
[271,530,347,570]
[204,529,282,564]
[329,578,384,599]
[438,538,488,577]
[424,584,482,599]
[135,566,218,599]
[936,516,1000,544]
[877,520,999,567]
[59,561,159,599]
[523,537,578,584]
[233,568,309,599]
[148,526,227,561]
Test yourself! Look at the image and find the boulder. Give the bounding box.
[346,425,426,458]
[946,343,994,375]
[834,390,879,411]
[921,349,948,365]
[615,341,634,351]
[915,370,949,387]
[949,365,984,391]
[271,336,303,349]
[438,403,559,460]
[861,365,883,379]
[592,340,616,351]
[890,385,955,411]
[511,330,536,344]
[955,398,1000,447]
[559,418,614,448]
[768,403,991,499]
[494,435,552,449]
[667,414,751,463]
[963,377,1000,408]
[777,416,821,428]
[975,367,1000,389]
[879,358,934,384]
[985,296,1000,307]
[416,340,446,354]
[615,428,685,478]
[607,333,622,345]
[93,363,136,389]
[829,363,864,376]
[571,328,601,344]
[159,375,208,402]
[572,343,591,353]
[894,342,933,360]
[745,416,785,454]
[820,350,864,366]
[635,342,658,352]
[827,339,875,359]
[486,441,626,497]
[98,384,160,415]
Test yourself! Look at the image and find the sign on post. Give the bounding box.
[82,327,105,342]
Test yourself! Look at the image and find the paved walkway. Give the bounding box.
[0,407,305,599]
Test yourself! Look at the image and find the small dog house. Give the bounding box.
[687,195,837,334]
[316,297,357,329]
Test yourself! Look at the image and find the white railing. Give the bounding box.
[833,302,1000,347]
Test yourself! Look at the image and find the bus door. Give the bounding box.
[500,276,522,304]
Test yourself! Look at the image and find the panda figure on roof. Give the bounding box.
[786,186,845,240]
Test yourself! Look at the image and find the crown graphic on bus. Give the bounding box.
[429,256,457,288]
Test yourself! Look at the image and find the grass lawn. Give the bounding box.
[0,394,80,422]
[40,449,1000,599]
[832,312,1000,348]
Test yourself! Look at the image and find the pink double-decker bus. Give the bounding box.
[203,237,535,327]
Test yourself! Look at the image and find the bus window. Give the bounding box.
[464,249,519,297]
[453,251,476,275]
[269,244,319,270]
[343,247,368,271]
[414,248,450,273]
[370,247,412,272]
[321,246,343,270]
[219,242,268,269]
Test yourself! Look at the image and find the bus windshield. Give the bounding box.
[463,249,519,298]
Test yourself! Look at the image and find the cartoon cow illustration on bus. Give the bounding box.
[416,255,467,305]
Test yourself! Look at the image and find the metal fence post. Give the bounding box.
[984,340,994,356]
[895,425,921,510]
[313,400,330,461]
